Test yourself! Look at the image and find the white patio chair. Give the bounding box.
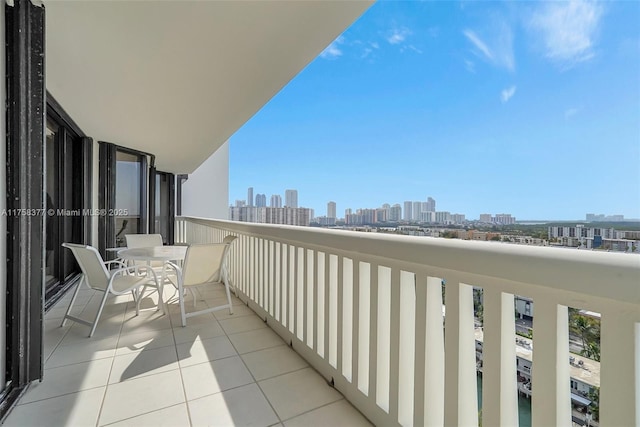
[61,243,162,337]
[125,233,164,267]
[221,235,238,295]
[166,241,235,327]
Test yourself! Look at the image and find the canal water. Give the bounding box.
[477,375,532,427]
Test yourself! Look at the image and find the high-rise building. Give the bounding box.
[403,201,412,221]
[426,197,436,212]
[270,194,282,208]
[390,204,402,221]
[247,187,254,207]
[327,201,336,219]
[256,194,267,207]
[285,189,298,208]
[479,214,492,223]
[412,201,421,222]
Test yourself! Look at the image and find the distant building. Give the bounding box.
[285,189,298,208]
[389,204,402,221]
[255,193,267,207]
[247,187,254,207]
[435,211,451,224]
[270,194,282,208]
[426,197,436,212]
[412,201,421,221]
[403,201,412,221]
[586,213,625,222]
[479,214,492,223]
[230,206,311,226]
[327,201,336,219]
[451,213,466,224]
[494,213,516,225]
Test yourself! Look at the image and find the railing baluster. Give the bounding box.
[389,268,402,421]
[599,308,639,426]
[323,253,331,360]
[337,253,345,377]
[444,279,478,427]
[351,258,360,388]
[311,249,318,352]
[531,297,571,427]
[369,262,379,404]
[482,289,518,427]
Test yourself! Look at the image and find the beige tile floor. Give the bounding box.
[3,282,372,427]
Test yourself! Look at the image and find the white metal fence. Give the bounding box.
[176,216,639,427]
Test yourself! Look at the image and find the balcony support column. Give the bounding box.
[599,308,639,426]
[482,290,518,427]
[531,298,571,427]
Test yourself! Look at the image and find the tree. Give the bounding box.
[588,387,600,420]
[581,341,601,362]
[569,314,597,350]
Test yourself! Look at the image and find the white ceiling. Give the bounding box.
[44,1,372,173]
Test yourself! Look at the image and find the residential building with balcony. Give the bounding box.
[0,2,638,427]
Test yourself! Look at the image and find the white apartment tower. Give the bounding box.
[327,201,336,219]
[285,189,298,208]
[270,194,282,208]
[256,194,267,207]
[412,201,421,221]
[403,201,412,221]
[426,197,436,212]
[247,187,254,207]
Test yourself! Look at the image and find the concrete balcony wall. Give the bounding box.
[181,141,229,220]
[176,216,640,427]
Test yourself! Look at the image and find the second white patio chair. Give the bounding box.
[167,241,235,327]
[61,243,162,337]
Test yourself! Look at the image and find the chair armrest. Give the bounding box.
[104,259,127,270]
[164,261,183,285]
[110,265,159,281]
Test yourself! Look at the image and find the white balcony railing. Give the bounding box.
[176,217,640,427]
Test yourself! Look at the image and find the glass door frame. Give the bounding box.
[98,142,150,257]
[44,97,93,309]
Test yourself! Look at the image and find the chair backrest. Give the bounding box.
[62,243,110,290]
[181,243,230,287]
[222,235,237,245]
[125,233,163,248]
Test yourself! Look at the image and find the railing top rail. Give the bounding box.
[178,216,640,305]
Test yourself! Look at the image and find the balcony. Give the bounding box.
[2,216,639,426]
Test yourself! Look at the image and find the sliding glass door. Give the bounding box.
[44,111,91,304]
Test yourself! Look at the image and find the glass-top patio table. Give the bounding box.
[117,246,188,312]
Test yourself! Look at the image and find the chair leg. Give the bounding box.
[89,290,109,338]
[178,283,187,327]
[223,276,234,315]
[134,288,141,316]
[189,288,197,308]
[61,275,84,327]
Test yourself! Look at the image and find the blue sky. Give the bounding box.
[229,1,640,221]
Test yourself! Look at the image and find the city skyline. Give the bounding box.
[229,1,640,220]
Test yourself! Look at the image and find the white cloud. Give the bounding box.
[565,107,580,119]
[464,59,476,73]
[387,28,411,45]
[464,30,494,61]
[501,86,517,103]
[370,42,379,49]
[401,45,423,54]
[320,36,345,60]
[361,48,373,59]
[529,0,603,67]
[463,25,514,71]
